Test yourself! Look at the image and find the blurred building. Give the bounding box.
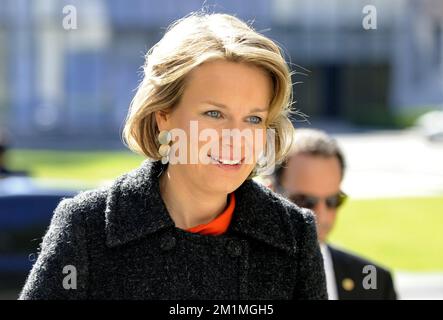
[0,0,442,146]
[271,0,443,125]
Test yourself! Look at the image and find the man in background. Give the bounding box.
[274,128,397,300]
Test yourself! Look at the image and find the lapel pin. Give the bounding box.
[342,278,355,291]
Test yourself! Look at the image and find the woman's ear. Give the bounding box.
[155,110,170,131]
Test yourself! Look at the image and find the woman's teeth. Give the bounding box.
[210,155,241,165]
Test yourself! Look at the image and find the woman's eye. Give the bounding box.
[205,110,222,119]
[247,116,263,124]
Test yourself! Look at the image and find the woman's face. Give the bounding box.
[156,59,273,194]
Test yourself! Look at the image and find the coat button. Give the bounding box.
[160,235,176,251]
[226,240,242,257]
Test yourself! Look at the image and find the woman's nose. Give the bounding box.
[225,117,251,132]
[219,121,247,146]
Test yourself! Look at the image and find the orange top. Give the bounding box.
[186,193,236,236]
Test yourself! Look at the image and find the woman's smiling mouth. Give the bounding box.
[208,154,244,169]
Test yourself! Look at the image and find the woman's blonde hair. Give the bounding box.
[122,11,296,175]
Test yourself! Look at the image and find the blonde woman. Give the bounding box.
[20,12,327,300]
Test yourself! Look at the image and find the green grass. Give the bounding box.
[329,197,443,272]
[346,105,439,128]
[8,149,144,188]
[8,149,443,272]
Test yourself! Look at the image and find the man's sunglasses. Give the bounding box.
[289,191,348,210]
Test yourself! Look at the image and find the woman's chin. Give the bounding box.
[201,170,249,194]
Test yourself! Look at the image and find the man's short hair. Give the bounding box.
[274,128,346,187]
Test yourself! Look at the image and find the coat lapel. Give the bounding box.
[228,180,298,255]
[105,159,174,247]
[105,160,297,255]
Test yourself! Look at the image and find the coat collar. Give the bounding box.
[105,160,297,254]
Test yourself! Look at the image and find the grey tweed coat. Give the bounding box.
[19,160,327,300]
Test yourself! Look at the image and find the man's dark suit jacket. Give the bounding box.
[328,245,397,300]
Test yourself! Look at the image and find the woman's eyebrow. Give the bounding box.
[202,100,268,113]
[201,100,228,109]
[249,107,269,113]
